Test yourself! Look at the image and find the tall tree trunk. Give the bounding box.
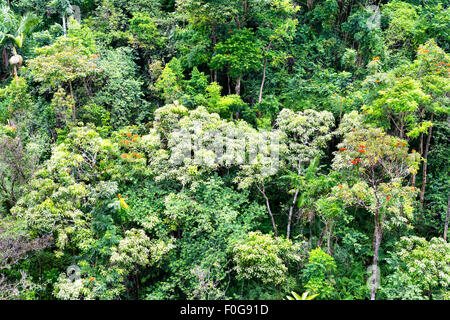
[69,81,76,123]
[317,224,327,248]
[211,23,217,82]
[258,42,272,103]
[11,46,17,79]
[235,75,241,95]
[420,114,433,206]
[413,131,425,188]
[287,189,299,239]
[287,159,301,238]
[327,221,333,255]
[371,210,382,300]
[258,56,268,103]
[258,184,278,237]
[2,47,8,69]
[444,193,449,242]
[62,14,67,36]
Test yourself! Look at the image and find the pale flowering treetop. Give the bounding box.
[276,108,335,170]
[235,108,334,189]
[110,228,174,272]
[146,104,283,188]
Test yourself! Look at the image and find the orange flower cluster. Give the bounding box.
[372,56,380,61]
[89,277,95,282]
[418,47,429,54]
[338,185,343,188]
[386,196,390,200]
[121,152,143,159]
[91,54,100,58]
[357,149,365,153]
[120,133,140,145]
[339,147,346,151]
[352,129,357,132]
[350,157,361,165]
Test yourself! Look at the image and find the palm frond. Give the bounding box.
[15,12,39,42]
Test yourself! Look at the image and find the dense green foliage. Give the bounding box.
[0,0,448,300]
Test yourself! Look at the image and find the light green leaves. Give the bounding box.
[210,28,263,79]
[286,291,319,300]
[232,231,303,286]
